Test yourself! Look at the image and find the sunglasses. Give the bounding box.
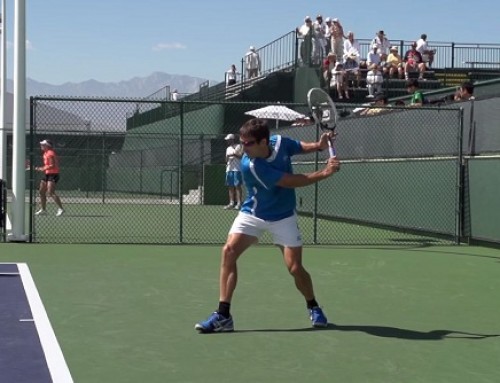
[241,140,257,147]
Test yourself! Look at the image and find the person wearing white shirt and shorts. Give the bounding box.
[224,134,243,210]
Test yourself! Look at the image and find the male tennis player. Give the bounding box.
[34,139,64,217]
[195,118,340,333]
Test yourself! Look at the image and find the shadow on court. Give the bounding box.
[235,323,500,340]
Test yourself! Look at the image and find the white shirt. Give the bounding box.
[226,144,242,172]
[416,38,428,54]
[371,36,391,55]
[343,39,361,62]
[226,69,238,85]
[366,70,383,85]
[297,23,311,39]
[367,51,381,66]
[245,51,260,70]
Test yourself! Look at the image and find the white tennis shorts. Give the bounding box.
[229,212,302,247]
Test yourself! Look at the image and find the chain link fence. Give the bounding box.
[27,97,463,244]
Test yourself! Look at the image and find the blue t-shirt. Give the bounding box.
[240,135,303,221]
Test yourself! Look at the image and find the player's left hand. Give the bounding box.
[318,132,336,151]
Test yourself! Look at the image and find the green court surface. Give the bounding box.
[1,243,499,383]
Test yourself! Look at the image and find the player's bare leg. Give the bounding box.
[279,245,328,327]
[47,181,63,209]
[219,233,256,302]
[280,246,315,299]
[195,233,256,333]
[39,181,47,210]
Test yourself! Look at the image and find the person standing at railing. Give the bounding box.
[330,18,347,61]
[371,30,391,57]
[416,34,436,68]
[324,17,332,54]
[313,14,327,65]
[296,16,314,66]
[171,89,179,101]
[245,46,261,79]
[225,64,239,86]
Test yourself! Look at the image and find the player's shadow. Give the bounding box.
[236,323,500,340]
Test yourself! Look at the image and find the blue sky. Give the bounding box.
[2,0,499,85]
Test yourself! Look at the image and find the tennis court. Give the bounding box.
[1,242,499,383]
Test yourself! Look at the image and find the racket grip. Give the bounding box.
[327,139,336,158]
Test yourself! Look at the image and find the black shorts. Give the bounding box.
[44,174,60,183]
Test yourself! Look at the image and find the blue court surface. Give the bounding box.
[0,263,73,383]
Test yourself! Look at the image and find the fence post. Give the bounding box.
[451,42,455,69]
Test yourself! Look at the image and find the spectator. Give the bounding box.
[386,46,404,78]
[313,14,327,64]
[330,18,347,60]
[226,64,239,86]
[416,34,436,68]
[34,139,64,217]
[454,81,475,101]
[403,42,426,80]
[331,62,350,100]
[324,17,332,54]
[360,92,390,116]
[406,79,425,106]
[371,30,391,56]
[367,44,382,67]
[297,16,314,66]
[323,52,337,88]
[366,64,384,98]
[343,31,362,88]
[223,134,243,210]
[245,46,261,79]
[171,89,179,101]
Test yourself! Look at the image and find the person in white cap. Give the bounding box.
[34,139,64,216]
[223,133,243,210]
[245,46,261,79]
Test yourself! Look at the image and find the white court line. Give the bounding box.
[18,263,74,383]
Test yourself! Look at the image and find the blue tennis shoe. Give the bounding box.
[309,306,328,328]
[195,312,234,333]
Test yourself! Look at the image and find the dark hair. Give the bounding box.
[421,33,427,40]
[406,79,419,88]
[240,118,270,143]
[461,81,474,95]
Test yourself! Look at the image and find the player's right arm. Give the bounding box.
[276,158,340,188]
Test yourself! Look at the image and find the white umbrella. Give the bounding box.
[245,104,306,129]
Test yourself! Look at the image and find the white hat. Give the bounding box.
[332,18,339,22]
[390,46,398,51]
[249,46,255,51]
[304,16,311,22]
[39,139,53,147]
[224,134,235,140]
[325,17,331,23]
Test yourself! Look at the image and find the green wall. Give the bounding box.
[467,158,500,243]
[294,159,458,236]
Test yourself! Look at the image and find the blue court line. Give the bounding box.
[0,263,73,383]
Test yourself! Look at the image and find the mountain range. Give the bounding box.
[6,72,215,98]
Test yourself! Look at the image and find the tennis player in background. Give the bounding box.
[195,118,341,333]
[223,134,243,210]
[34,139,64,217]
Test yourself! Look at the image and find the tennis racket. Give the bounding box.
[307,87,338,158]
